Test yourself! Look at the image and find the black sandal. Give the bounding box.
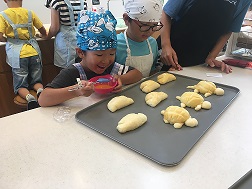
[27,100,40,110]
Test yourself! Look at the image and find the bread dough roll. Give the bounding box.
[157,73,176,84]
[176,92,204,108]
[161,106,198,128]
[201,101,211,109]
[176,92,212,111]
[161,106,190,125]
[185,118,198,127]
[187,80,216,96]
[145,92,168,107]
[214,88,225,96]
[187,80,224,97]
[107,95,134,112]
[140,80,160,93]
[117,113,147,133]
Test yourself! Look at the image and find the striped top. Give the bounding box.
[45,0,87,26]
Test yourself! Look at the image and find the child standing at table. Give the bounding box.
[38,8,142,107]
[115,0,163,77]
[44,0,87,68]
[0,0,47,109]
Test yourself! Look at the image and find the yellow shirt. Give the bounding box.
[0,7,44,58]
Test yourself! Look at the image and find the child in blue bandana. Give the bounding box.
[38,9,142,107]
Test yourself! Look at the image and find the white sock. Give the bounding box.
[26,94,36,102]
[37,88,43,95]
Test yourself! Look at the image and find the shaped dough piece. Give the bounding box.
[185,118,198,127]
[201,101,211,109]
[157,73,176,84]
[187,80,224,97]
[140,80,160,93]
[214,88,225,96]
[107,95,134,112]
[176,92,211,111]
[145,92,168,107]
[161,106,198,128]
[117,113,147,133]
[176,92,204,108]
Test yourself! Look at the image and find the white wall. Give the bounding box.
[0,0,124,24]
[86,0,124,18]
[0,0,51,24]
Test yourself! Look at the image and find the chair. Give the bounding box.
[13,90,37,107]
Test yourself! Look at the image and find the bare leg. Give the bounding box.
[17,88,31,100]
[33,83,44,92]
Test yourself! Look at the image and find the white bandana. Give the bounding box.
[124,0,163,22]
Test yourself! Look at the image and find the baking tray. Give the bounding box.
[75,72,240,166]
[229,169,252,189]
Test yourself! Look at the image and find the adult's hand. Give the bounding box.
[160,45,182,71]
[206,58,232,74]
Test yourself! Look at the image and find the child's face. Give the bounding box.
[126,18,158,42]
[80,48,116,74]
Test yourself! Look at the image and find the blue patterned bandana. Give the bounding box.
[77,9,117,51]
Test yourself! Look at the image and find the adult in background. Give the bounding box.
[158,0,252,73]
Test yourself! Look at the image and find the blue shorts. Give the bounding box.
[12,55,43,94]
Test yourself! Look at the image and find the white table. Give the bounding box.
[0,63,251,189]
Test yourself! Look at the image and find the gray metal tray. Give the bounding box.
[75,72,240,166]
[229,169,252,189]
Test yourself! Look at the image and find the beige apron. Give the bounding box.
[124,30,153,77]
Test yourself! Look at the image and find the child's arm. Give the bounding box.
[38,26,47,39]
[118,69,143,85]
[38,81,94,107]
[46,8,60,40]
[112,69,142,92]
[32,11,47,39]
[0,32,7,42]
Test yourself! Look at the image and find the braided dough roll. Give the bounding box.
[117,113,147,133]
[107,95,134,112]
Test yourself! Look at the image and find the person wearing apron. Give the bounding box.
[115,0,163,77]
[123,29,154,77]
[38,9,142,107]
[0,2,47,109]
[159,0,252,73]
[45,0,86,68]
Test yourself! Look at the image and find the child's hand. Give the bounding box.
[35,33,42,38]
[78,81,94,97]
[35,33,47,39]
[68,80,94,97]
[112,75,122,93]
